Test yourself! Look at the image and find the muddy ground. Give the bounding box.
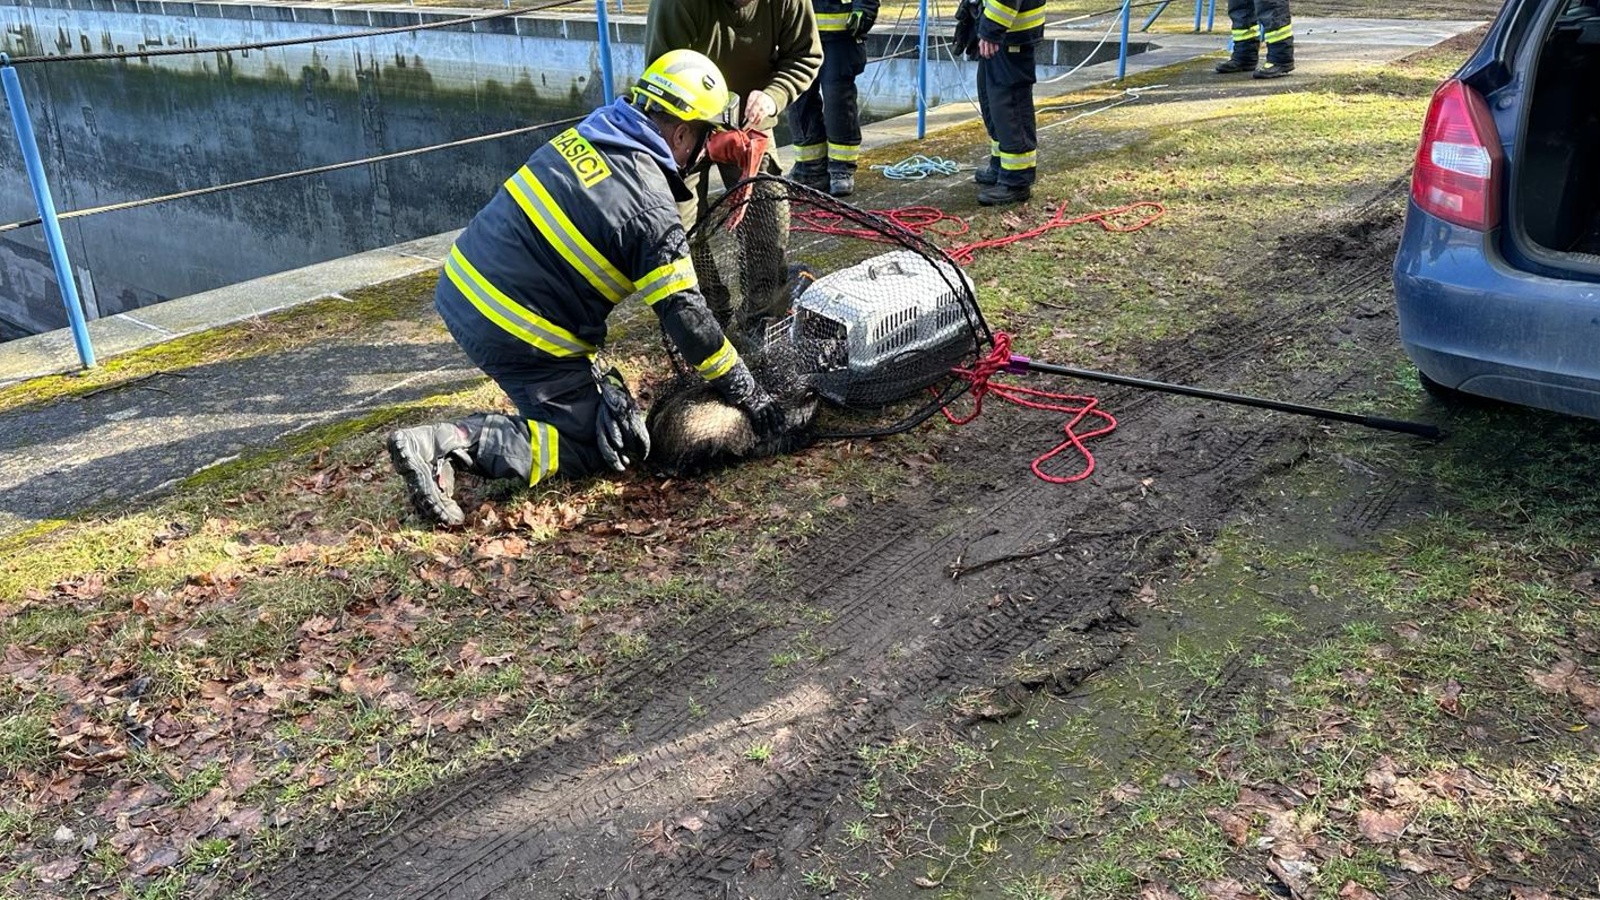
[235,156,1429,900]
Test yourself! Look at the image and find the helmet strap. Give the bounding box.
[683,121,713,177]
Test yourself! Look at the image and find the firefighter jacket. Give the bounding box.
[976,0,1044,45]
[645,0,822,121]
[441,98,744,388]
[813,0,878,42]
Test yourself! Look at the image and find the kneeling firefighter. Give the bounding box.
[388,50,785,526]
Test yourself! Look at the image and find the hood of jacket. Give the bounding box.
[577,98,693,203]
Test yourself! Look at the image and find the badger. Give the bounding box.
[646,338,821,477]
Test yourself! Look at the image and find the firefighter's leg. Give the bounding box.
[786,82,830,190]
[733,148,793,328]
[390,307,608,525]
[975,59,1000,185]
[1253,0,1293,78]
[979,45,1037,205]
[822,40,867,196]
[1215,0,1260,72]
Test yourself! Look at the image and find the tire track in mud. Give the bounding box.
[253,188,1410,900]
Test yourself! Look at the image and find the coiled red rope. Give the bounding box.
[939,332,1117,484]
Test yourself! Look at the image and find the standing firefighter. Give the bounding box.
[1214,0,1293,78]
[972,0,1044,206]
[646,0,821,321]
[787,0,879,198]
[386,51,784,527]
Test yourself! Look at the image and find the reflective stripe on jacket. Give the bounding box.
[441,99,741,383]
[813,0,878,39]
[977,0,1044,43]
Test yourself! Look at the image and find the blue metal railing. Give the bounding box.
[1,0,1210,370]
[1,54,94,367]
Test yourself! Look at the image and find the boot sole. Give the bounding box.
[386,433,465,526]
[978,192,1031,206]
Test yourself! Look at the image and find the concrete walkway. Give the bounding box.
[0,15,1483,534]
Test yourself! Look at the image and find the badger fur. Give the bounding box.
[647,339,820,477]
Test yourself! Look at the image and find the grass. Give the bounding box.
[0,18,1549,900]
[0,308,897,896]
[777,32,1600,900]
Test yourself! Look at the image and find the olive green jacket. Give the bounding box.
[644,0,823,125]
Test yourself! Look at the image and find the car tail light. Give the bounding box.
[1411,79,1503,231]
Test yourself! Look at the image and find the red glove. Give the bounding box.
[704,128,771,230]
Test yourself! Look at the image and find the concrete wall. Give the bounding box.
[0,0,1135,338]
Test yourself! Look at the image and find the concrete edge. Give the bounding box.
[0,231,458,386]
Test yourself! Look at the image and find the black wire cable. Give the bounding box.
[0,114,584,234]
[0,0,584,66]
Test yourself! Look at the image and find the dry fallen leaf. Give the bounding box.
[35,857,81,883]
[1201,878,1254,900]
[1337,881,1381,900]
[1207,808,1251,847]
[1356,808,1408,843]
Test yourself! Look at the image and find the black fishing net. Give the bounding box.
[647,174,992,476]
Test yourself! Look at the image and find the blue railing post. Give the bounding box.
[1206,0,1216,31]
[916,0,929,139]
[1,55,95,368]
[1139,0,1171,32]
[1193,0,1203,32]
[595,0,615,103]
[1117,0,1131,80]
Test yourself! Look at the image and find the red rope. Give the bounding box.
[793,205,971,245]
[793,199,1163,484]
[792,200,1166,266]
[946,200,1166,265]
[938,332,1117,484]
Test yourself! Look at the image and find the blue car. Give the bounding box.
[1394,0,1600,418]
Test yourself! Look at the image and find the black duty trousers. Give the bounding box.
[977,43,1039,188]
[436,281,605,484]
[788,39,869,176]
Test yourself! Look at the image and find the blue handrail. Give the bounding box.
[917,0,930,139]
[596,0,616,103]
[1117,0,1132,79]
[1,55,94,368]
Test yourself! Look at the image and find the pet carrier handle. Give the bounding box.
[1010,356,1443,439]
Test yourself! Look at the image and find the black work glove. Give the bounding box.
[595,367,650,472]
[742,390,786,441]
[714,360,786,441]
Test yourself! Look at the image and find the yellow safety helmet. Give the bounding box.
[631,49,738,128]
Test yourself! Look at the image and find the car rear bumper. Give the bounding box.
[1394,200,1600,419]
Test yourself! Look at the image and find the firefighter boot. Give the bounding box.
[1215,40,1259,74]
[978,183,1032,206]
[787,163,830,192]
[829,172,855,198]
[387,423,471,526]
[1253,37,1294,78]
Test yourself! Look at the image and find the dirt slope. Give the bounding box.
[243,179,1412,900]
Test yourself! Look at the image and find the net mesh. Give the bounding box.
[646,175,992,476]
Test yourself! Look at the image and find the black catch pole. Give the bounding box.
[1008,355,1442,439]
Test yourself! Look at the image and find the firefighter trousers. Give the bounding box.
[1225,0,1293,62]
[977,43,1039,188]
[789,40,869,177]
[436,282,606,484]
